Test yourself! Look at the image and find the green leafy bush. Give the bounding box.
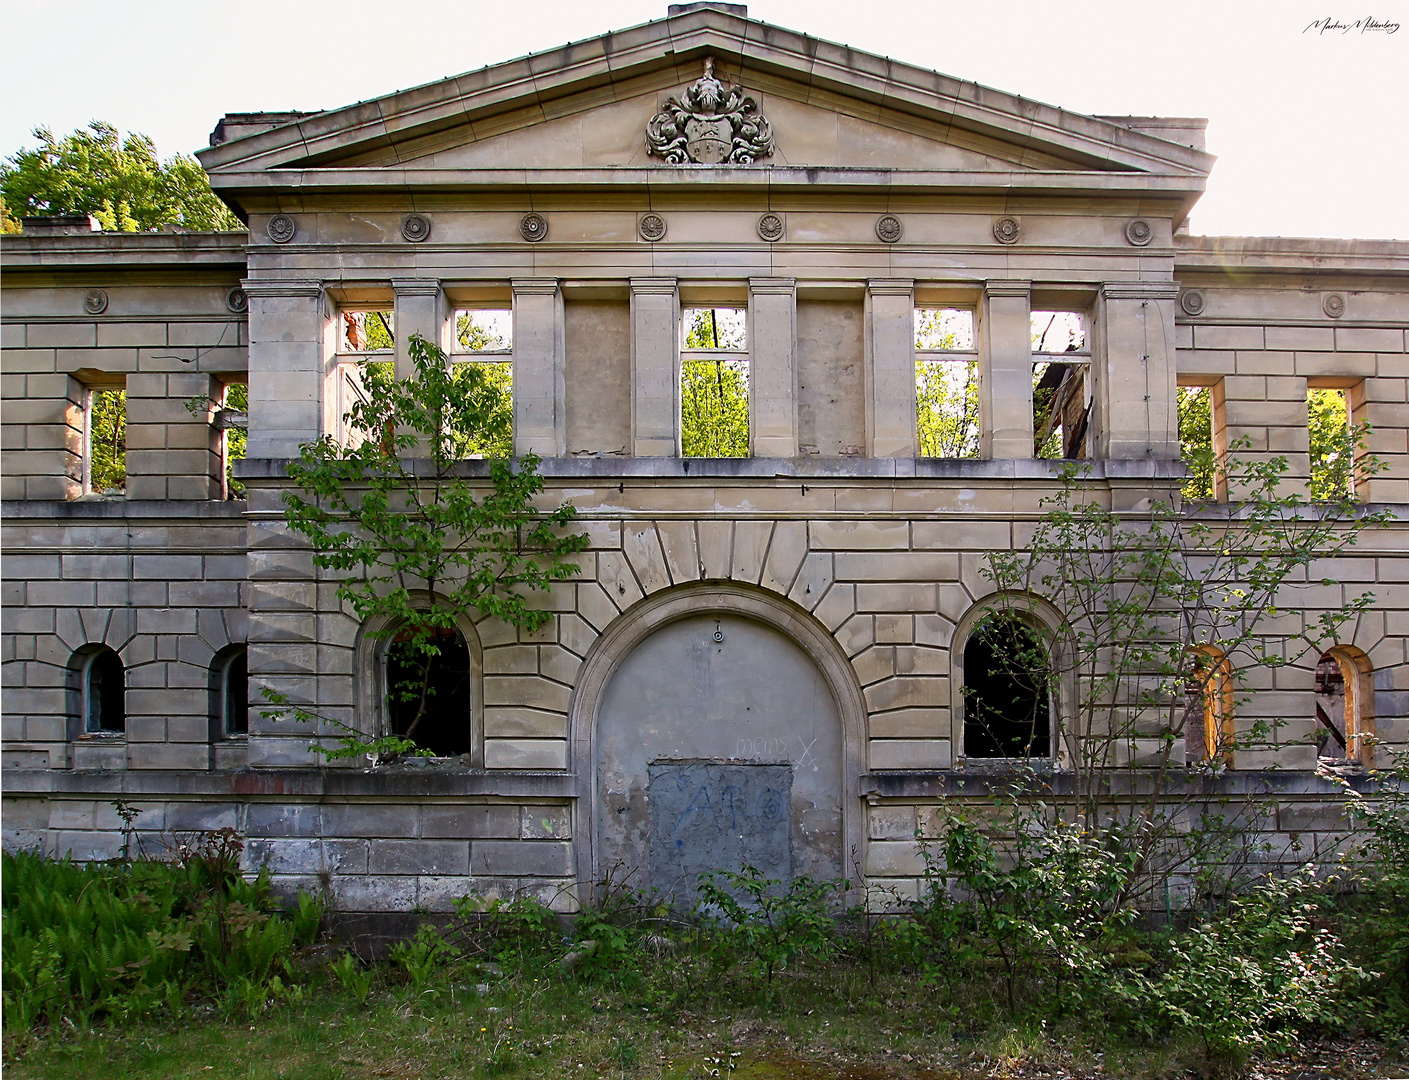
[696,866,846,993]
[1111,871,1363,1069]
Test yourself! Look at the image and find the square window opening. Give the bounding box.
[915,308,979,459]
[85,387,127,495]
[1308,386,1353,500]
[1178,385,1216,499]
[451,309,514,459]
[682,307,749,458]
[219,381,248,500]
[1031,311,1090,460]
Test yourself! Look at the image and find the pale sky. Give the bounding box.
[2,0,1405,240]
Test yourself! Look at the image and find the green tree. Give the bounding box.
[915,310,979,459]
[271,334,588,761]
[453,311,514,459]
[1,122,242,232]
[978,447,1387,911]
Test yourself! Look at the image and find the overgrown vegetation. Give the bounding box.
[969,441,1387,918]
[7,783,1407,1078]
[2,831,320,1032]
[267,333,588,761]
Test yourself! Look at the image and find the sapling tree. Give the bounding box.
[969,436,1387,910]
[266,333,588,761]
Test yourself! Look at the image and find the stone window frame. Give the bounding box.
[949,593,1072,768]
[330,299,397,446]
[353,599,485,767]
[72,644,126,740]
[1315,644,1376,769]
[679,297,751,458]
[1175,375,1223,501]
[77,373,128,497]
[211,644,248,742]
[1030,308,1093,461]
[913,305,979,459]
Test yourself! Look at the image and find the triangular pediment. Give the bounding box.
[200,5,1212,199]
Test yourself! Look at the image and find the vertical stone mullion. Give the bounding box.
[630,277,679,457]
[512,278,566,458]
[865,278,916,458]
[242,279,327,459]
[392,279,445,381]
[748,277,798,458]
[1093,283,1181,460]
[979,280,1033,460]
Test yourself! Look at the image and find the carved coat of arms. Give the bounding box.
[645,58,773,165]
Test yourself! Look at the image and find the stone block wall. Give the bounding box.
[1,503,250,771]
[1174,238,1409,503]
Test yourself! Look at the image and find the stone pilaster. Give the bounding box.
[512,278,567,458]
[864,279,915,458]
[1093,283,1181,460]
[630,277,679,457]
[242,280,327,459]
[979,280,1033,459]
[748,277,798,458]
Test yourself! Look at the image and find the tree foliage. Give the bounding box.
[1177,386,1215,500]
[681,308,749,457]
[88,389,127,493]
[977,445,1387,908]
[915,309,980,459]
[275,334,587,759]
[1,122,242,233]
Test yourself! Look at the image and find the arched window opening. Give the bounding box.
[1185,648,1233,766]
[84,648,125,734]
[1316,648,1374,766]
[963,615,1052,758]
[220,648,248,737]
[385,626,475,757]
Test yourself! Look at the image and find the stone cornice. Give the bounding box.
[1176,234,1409,277]
[0,231,248,271]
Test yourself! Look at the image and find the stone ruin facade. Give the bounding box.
[2,3,1407,919]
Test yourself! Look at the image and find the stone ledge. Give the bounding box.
[0,499,250,521]
[233,457,1190,482]
[859,769,1389,799]
[1,768,577,799]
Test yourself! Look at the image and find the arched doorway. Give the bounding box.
[570,586,865,904]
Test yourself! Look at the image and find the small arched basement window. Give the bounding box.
[1315,647,1375,767]
[962,615,1052,759]
[384,626,475,757]
[211,647,248,738]
[84,647,126,734]
[1186,647,1234,766]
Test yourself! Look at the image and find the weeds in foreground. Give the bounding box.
[5,790,1408,1078]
